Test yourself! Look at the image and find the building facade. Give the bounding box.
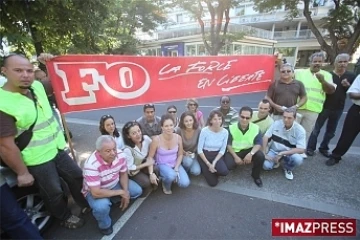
[137,0,334,67]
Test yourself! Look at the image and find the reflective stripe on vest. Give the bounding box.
[0,81,66,166]
[229,123,259,152]
[17,115,56,136]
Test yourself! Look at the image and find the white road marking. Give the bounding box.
[101,197,148,240]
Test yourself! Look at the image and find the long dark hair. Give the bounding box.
[99,115,120,138]
[179,111,198,130]
[122,121,144,148]
[206,110,224,127]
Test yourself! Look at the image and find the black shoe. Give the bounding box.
[319,149,331,158]
[100,225,113,235]
[325,158,340,166]
[253,178,263,187]
[306,150,315,156]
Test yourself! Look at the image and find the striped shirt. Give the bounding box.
[82,150,127,196]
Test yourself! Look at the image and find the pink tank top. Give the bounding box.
[155,135,179,168]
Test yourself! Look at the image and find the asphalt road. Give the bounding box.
[42,185,359,240]
[66,91,360,148]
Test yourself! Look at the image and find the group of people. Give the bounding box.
[0,52,359,238]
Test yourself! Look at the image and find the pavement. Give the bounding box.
[42,122,360,240]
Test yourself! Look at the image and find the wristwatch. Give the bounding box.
[295,104,299,108]
[250,151,255,156]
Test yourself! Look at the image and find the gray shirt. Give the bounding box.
[176,128,201,153]
[136,116,162,137]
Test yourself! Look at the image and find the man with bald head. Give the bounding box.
[212,95,238,129]
[0,54,88,229]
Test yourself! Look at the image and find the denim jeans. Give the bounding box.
[0,184,43,239]
[263,149,303,171]
[158,164,190,191]
[27,150,89,221]
[85,180,142,229]
[307,108,343,151]
[182,156,201,176]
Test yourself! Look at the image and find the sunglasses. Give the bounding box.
[144,103,154,108]
[124,121,138,129]
[222,100,229,104]
[240,115,251,120]
[101,114,112,119]
[281,70,292,73]
[188,103,197,106]
[168,111,177,114]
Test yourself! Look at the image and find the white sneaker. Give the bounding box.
[300,153,307,159]
[284,169,294,180]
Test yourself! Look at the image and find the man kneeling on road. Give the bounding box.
[82,135,142,235]
[224,106,265,187]
[262,108,305,180]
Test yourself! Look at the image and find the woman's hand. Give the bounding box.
[207,162,217,173]
[149,173,159,185]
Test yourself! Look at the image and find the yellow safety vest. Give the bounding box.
[229,122,259,152]
[295,69,332,113]
[0,81,66,166]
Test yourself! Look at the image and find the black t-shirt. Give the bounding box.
[323,71,356,110]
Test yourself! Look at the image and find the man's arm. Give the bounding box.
[0,136,34,187]
[316,73,335,94]
[347,75,360,100]
[119,171,129,193]
[89,186,125,199]
[349,92,360,100]
[251,131,263,153]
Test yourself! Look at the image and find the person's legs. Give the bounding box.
[329,105,360,164]
[298,109,319,142]
[28,160,71,221]
[263,150,278,170]
[55,150,89,209]
[158,164,177,192]
[130,171,152,197]
[182,156,201,176]
[250,151,265,179]
[85,193,112,230]
[0,184,43,240]
[319,109,343,152]
[307,109,329,152]
[198,151,219,187]
[283,153,304,180]
[175,165,190,188]
[214,157,229,176]
[223,152,237,171]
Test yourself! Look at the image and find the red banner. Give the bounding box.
[46,55,274,113]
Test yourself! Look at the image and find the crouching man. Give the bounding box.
[262,108,306,180]
[82,135,142,235]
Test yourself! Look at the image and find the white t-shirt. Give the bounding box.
[123,135,152,171]
[347,75,360,106]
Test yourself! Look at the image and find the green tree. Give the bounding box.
[170,0,246,55]
[251,0,360,63]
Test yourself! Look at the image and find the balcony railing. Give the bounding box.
[273,29,328,40]
[156,23,273,40]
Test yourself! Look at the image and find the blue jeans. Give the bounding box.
[182,156,201,176]
[158,164,190,191]
[263,149,303,171]
[307,109,343,151]
[0,184,43,239]
[85,180,142,229]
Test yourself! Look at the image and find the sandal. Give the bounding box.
[162,182,172,195]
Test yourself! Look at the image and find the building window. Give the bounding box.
[236,7,245,16]
[234,44,242,55]
[198,44,206,55]
[186,45,196,56]
[176,14,183,23]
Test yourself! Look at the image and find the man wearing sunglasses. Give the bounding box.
[266,63,307,122]
[136,104,162,137]
[224,106,265,187]
[212,96,238,129]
